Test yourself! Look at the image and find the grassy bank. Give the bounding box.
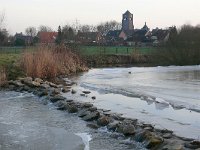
[83,52,151,67]
[0,46,88,81]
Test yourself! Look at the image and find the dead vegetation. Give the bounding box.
[20,45,88,79]
[0,67,7,86]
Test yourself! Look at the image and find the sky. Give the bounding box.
[1,0,200,35]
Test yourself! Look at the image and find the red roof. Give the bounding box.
[38,32,58,43]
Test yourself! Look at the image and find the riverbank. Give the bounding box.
[1,77,200,150]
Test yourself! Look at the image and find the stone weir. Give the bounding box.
[2,77,200,150]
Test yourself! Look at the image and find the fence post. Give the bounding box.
[127,48,128,54]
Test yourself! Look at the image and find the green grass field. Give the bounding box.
[78,46,155,55]
[0,53,20,66]
[0,47,36,67]
[0,47,25,68]
[0,46,155,67]
[0,47,25,54]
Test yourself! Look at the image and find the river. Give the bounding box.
[1,65,200,150]
[0,91,145,150]
[66,65,200,140]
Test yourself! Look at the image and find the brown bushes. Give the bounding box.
[20,46,88,79]
[0,68,7,86]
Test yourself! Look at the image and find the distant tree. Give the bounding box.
[14,38,25,46]
[56,25,62,45]
[0,11,5,29]
[79,25,97,33]
[38,25,53,32]
[157,24,200,65]
[0,28,8,46]
[62,25,75,42]
[0,11,9,46]
[97,20,122,35]
[25,26,37,37]
[80,25,90,32]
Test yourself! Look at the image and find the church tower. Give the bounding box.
[122,10,134,31]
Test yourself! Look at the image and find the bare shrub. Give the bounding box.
[130,50,148,63]
[20,45,88,79]
[0,68,7,86]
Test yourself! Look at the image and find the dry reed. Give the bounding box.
[0,68,7,86]
[20,45,88,79]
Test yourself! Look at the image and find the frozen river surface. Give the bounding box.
[0,92,144,150]
[67,65,200,139]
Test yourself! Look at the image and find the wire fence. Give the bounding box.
[0,47,26,54]
[78,46,152,55]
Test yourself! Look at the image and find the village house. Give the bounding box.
[14,32,33,46]
[76,31,104,45]
[37,32,58,44]
[106,10,134,45]
[105,30,127,45]
[106,10,171,46]
[151,28,170,45]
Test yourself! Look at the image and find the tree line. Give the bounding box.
[154,24,200,65]
[0,12,122,46]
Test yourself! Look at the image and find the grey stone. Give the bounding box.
[67,104,78,113]
[82,111,100,121]
[97,116,110,126]
[117,122,135,135]
[78,109,90,118]
[82,91,91,94]
[71,89,77,94]
[107,121,119,131]
[82,103,93,108]
[34,78,43,84]
[50,96,66,103]
[92,96,96,100]
[87,123,99,129]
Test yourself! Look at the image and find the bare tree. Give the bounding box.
[0,11,8,46]
[97,20,122,35]
[0,11,5,29]
[38,25,53,32]
[25,26,37,37]
[78,24,97,33]
[80,25,91,32]
[62,25,75,41]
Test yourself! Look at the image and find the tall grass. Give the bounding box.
[0,67,7,86]
[20,46,88,79]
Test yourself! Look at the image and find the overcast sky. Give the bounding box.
[1,0,200,34]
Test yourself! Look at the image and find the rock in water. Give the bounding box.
[82,111,100,121]
[67,104,78,113]
[71,89,77,94]
[134,130,163,148]
[82,91,91,94]
[87,123,99,129]
[97,116,110,126]
[62,87,70,93]
[50,96,66,103]
[92,96,96,100]
[117,123,135,135]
